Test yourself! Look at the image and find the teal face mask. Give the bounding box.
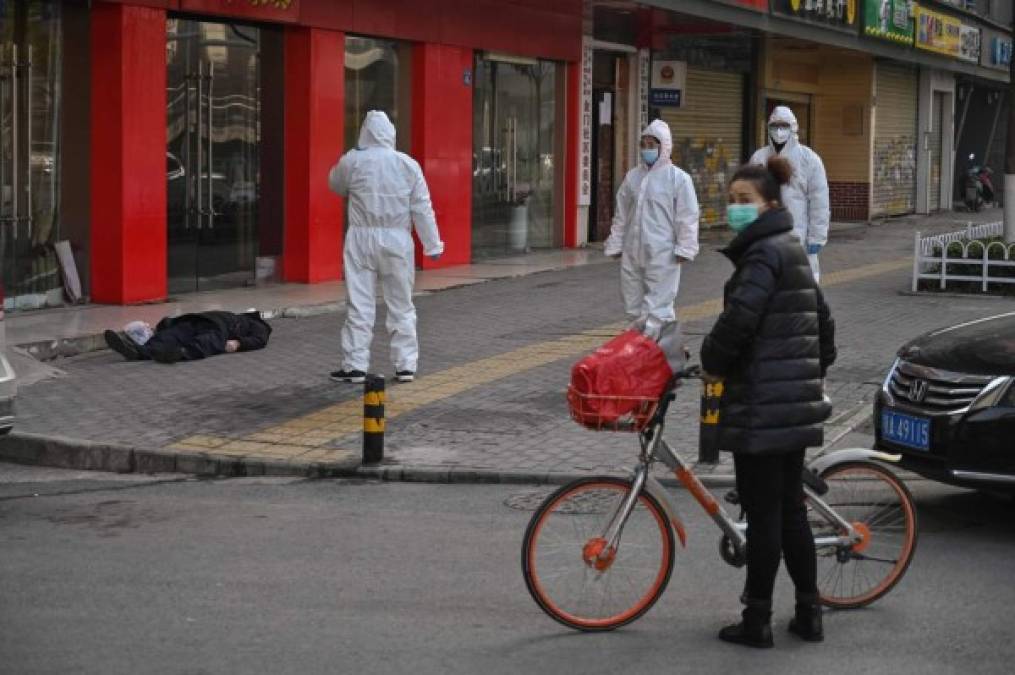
[726,204,759,232]
[641,148,659,166]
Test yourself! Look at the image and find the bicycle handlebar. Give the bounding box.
[675,364,702,380]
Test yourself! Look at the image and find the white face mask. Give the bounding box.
[769,125,792,145]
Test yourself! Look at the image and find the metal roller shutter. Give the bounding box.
[872,62,918,217]
[660,68,743,228]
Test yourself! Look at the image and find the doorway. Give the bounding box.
[166,18,262,295]
[589,51,618,244]
[1,0,62,307]
[472,55,561,258]
[929,91,945,211]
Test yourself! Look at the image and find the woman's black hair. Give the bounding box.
[730,157,794,205]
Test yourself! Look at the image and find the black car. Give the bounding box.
[874,312,1015,493]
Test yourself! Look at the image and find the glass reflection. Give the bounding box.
[472,58,559,258]
[1,0,62,309]
[166,19,261,294]
[344,36,411,153]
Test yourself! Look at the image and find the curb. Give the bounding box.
[13,300,350,362]
[354,463,738,488]
[0,432,360,479]
[0,430,739,486]
[0,395,878,486]
[1,433,925,487]
[12,259,611,362]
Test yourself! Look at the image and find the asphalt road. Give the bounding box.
[1,462,1013,675]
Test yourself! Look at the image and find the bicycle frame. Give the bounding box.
[601,391,904,567]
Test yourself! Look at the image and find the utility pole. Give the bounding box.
[1007,20,1015,242]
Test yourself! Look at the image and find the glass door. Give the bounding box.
[1,0,62,309]
[472,56,559,258]
[167,19,260,295]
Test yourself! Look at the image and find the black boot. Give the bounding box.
[718,597,773,648]
[788,591,824,642]
[104,330,141,361]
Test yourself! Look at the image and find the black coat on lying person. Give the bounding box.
[146,310,272,363]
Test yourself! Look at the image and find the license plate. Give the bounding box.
[881,409,930,451]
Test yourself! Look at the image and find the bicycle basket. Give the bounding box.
[566,386,660,432]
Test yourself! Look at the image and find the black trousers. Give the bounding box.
[138,323,225,362]
[733,449,818,603]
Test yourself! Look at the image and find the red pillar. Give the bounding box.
[90,2,167,304]
[564,60,580,249]
[283,27,344,283]
[411,43,474,269]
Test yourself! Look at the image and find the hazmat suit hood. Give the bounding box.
[358,110,396,150]
[751,103,829,278]
[642,119,673,171]
[768,105,799,135]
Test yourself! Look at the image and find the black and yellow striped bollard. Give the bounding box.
[363,375,385,464]
[699,379,723,464]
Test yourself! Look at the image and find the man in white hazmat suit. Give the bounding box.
[749,106,830,281]
[604,119,700,337]
[328,110,444,384]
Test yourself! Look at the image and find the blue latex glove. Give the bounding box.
[807,244,823,255]
[429,254,442,262]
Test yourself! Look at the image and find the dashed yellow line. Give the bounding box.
[168,256,910,456]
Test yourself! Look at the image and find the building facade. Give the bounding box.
[1,0,584,310]
[0,0,1010,310]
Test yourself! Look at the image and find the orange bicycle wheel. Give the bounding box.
[811,462,918,609]
[521,477,675,631]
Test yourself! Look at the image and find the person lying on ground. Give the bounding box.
[104,309,271,364]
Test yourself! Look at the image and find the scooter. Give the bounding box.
[964,153,995,212]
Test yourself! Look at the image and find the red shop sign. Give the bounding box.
[179,0,301,24]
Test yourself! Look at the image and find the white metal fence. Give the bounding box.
[912,221,1015,292]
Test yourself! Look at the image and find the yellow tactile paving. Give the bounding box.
[821,258,910,285]
[162,256,910,460]
[174,434,231,449]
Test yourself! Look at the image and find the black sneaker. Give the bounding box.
[395,370,415,383]
[330,369,366,384]
[104,330,141,361]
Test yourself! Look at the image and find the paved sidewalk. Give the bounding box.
[2,209,1011,483]
[5,249,606,360]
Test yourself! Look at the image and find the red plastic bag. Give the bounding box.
[568,330,673,429]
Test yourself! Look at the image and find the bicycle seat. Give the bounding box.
[801,467,828,496]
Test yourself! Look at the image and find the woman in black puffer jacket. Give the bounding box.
[701,157,836,649]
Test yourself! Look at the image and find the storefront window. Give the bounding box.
[472,56,561,258]
[344,36,412,152]
[1,0,62,309]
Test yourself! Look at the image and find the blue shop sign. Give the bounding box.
[991,37,1012,67]
[650,89,682,107]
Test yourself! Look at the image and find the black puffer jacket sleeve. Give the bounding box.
[235,316,272,352]
[701,246,779,377]
[816,287,837,376]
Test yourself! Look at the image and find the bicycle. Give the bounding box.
[521,366,918,632]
